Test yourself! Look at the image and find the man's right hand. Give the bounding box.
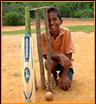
[58,54,71,68]
[51,53,71,69]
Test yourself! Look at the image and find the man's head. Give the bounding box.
[47,7,63,37]
[48,7,61,20]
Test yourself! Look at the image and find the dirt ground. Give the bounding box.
[2,19,94,31]
[1,20,95,104]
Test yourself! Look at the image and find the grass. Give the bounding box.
[2,28,45,35]
[2,25,94,35]
[63,18,94,21]
[67,25,94,33]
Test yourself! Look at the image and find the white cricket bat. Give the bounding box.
[22,34,35,102]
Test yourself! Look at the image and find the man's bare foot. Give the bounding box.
[59,76,72,91]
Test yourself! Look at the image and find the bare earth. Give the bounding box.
[2,19,94,31]
[1,20,95,104]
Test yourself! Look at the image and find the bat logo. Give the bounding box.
[24,67,30,83]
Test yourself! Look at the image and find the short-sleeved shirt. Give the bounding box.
[41,27,74,55]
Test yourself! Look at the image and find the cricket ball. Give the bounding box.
[44,91,53,101]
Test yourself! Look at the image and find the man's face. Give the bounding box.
[48,12,62,36]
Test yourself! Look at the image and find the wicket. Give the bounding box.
[31,6,51,91]
[31,6,53,91]
[35,10,46,90]
[23,7,53,98]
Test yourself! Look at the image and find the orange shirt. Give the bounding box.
[41,27,74,55]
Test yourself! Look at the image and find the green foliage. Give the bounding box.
[3,12,24,26]
[81,9,94,18]
[2,2,94,26]
[74,10,83,18]
[74,9,94,18]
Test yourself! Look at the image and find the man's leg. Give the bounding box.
[55,64,74,90]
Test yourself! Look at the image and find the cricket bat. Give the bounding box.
[21,7,35,102]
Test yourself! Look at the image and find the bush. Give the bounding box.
[2,2,94,26]
[74,8,94,18]
[3,12,25,26]
[81,9,94,18]
[74,10,83,18]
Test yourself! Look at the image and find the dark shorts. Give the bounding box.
[55,64,74,80]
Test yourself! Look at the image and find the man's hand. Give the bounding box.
[59,76,72,90]
[58,54,71,68]
[51,53,71,68]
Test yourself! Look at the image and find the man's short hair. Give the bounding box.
[48,7,61,20]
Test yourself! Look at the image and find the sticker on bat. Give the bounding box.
[24,67,30,83]
[24,35,30,62]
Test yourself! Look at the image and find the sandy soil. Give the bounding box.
[2,19,94,31]
[1,20,95,104]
